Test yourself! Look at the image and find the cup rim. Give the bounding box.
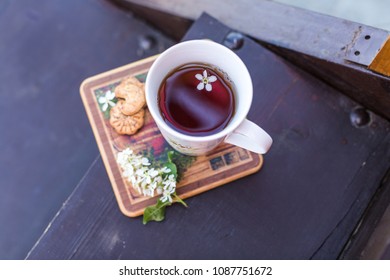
[145,39,252,142]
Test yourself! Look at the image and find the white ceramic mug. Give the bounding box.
[145,40,272,156]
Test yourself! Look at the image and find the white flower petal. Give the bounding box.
[165,195,173,203]
[155,176,162,183]
[161,166,171,173]
[136,169,144,176]
[197,82,204,90]
[108,100,116,107]
[146,176,151,184]
[141,157,151,166]
[116,148,178,203]
[203,70,207,78]
[195,73,203,80]
[98,96,106,104]
[208,75,217,83]
[102,103,108,111]
[106,91,115,100]
[149,169,159,177]
[205,83,212,91]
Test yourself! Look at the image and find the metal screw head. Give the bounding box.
[223,32,244,50]
[350,107,371,127]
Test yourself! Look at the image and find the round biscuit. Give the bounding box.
[109,100,145,135]
[121,76,144,88]
[115,77,146,115]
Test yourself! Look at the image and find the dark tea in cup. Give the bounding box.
[158,63,235,136]
[146,40,272,155]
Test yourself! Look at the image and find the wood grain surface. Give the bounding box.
[0,0,175,259]
[369,36,390,77]
[118,0,390,121]
[27,14,390,260]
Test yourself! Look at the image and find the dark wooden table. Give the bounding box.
[27,14,390,260]
[0,0,175,259]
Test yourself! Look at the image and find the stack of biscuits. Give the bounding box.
[109,76,146,135]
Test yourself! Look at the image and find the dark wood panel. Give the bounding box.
[27,14,390,260]
[118,0,390,121]
[111,0,192,41]
[0,0,175,259]
[340,168,390,259]
[266,46,390,121]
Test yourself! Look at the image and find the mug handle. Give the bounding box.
[224,119,273,154]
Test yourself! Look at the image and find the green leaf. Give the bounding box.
[141,150,189,225]
[164,162,177,179]
[143,200,171,225]
[167,150,175,163]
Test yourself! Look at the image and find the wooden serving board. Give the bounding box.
[80,55,263,217]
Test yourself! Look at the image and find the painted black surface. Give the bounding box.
[27,14,390,260]
[0,0,174,259]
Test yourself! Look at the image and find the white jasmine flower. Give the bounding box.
[144,175,152,185]
[161,189,174,203]
[116,149,178,203]
[148,168,159,178]
[122,165,134,178]
[117,155,128,166]
[130,176,137,186]
[135,167,147,176]
[160,166,171,173]
[116,148,132,165]
[141,157,151,166]
[141,180,148,189]
[130,157,142,168]
[162,175,176,192]
[160,193,172,203]
[122,148,133,156]
[98,90,116,111]
[150,181,158,191]
[195,70,217,92]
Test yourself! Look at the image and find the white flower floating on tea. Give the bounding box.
[195,69,217,91]
[98,90,116,111]
[116,148,187,224]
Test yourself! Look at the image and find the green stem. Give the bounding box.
[173,194,188,208]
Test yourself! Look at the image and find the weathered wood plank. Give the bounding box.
[0,0,174,259]
[27,15,390,259]
[118,0,390,120]
[121,0,388,63]
[340,168,390,259]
